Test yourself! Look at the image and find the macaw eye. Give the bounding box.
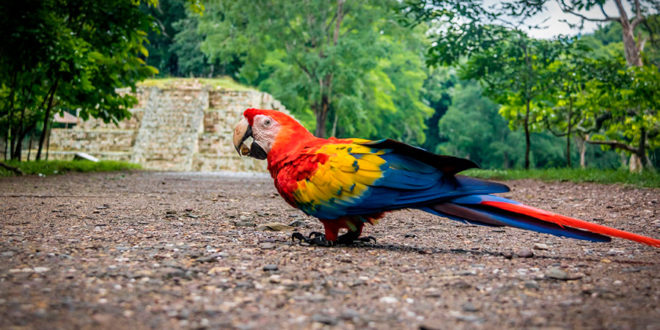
[263,118,272,127]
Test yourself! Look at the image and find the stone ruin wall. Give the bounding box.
[48,83,289,172]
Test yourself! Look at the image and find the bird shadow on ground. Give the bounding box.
[283,239,659,266]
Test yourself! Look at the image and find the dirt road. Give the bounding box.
[1,171,658,329]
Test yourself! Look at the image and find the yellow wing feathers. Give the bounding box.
[292,143,386,208]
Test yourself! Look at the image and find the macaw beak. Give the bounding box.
[233,118,268,160]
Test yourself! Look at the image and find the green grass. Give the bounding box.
[464,168,660,188]
[140,77,253,91]
[0,160,141,177]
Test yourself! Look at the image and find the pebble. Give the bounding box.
[263,264,278,272]
[288,220,305,227]
[256,222,294,231]
[545,267,583,281]
[379,296,398,304]
[196,254,222,263]
[462,302,479,312]
[312,314,338,325]
[516,248,534,258]
[340,308,360,320]
[1,251,15,257]
[233,220,255,227]
[524,280,540,289]
[533,243,549,250]
[33,267,50,273]
[259,243,276,249]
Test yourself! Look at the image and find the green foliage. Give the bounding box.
[421,67,455,150]
[0,0,158,161]
[458,31,562,168]
[0,160,141,177]
[465,168,660,188]
[198,0,433,140]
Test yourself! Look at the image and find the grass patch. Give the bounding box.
[140,77,253,91]
[464,168,660,188]
[0,160,141,177]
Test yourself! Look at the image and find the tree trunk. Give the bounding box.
[636,125,654,171]
[36,80,59,161]
[6,74,17,161]
[314,94,330,138]
[566,101,572,168]
[577,135,587,168]
[27,135,33,161]
[331,109,339,137]
[621,23,642,66]
[524,99,531,170]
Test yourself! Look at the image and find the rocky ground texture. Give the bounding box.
[0,171,659,329]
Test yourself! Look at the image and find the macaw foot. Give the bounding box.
[291,232,377,246]
[291,232,333,247]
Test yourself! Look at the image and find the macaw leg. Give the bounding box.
[335,220,376,244]
[290,220,339,247]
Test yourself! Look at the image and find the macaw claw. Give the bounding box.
[291,232,377,246]
[291,232,333,247]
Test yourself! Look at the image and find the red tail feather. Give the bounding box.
[482,201,660,248]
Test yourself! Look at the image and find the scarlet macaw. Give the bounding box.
[233,108,660,247]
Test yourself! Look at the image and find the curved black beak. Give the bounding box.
[232,118,268,160]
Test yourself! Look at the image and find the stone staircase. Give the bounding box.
[47,80,290,172]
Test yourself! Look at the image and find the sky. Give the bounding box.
[488,0,634,39]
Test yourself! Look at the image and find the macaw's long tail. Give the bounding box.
[421,195,660,248]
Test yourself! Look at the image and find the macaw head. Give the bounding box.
[233,108,312,160]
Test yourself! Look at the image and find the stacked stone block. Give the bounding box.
[47,80,290,172]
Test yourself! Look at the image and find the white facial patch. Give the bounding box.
[251,114,281,154]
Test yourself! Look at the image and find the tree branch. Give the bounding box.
[631,0,646,30]
[556,0,619,22]
[586,140,638,153]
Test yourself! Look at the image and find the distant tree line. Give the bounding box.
[1,0,657,172]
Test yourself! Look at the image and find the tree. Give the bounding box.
[421,67,456,151]
[198,0,435,141]
[0,0,158,161]
[522,0,657,68]
[459,31,561,169]
[540,38,594,167]
[200,0,420,138]
[584,58,659,170]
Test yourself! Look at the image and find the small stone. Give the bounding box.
[380,296,398,304]
[233,220,255,227]
[533,243,549,250]
[424,288,443,297]
[312,314,338,326]
[259,243,276,249]
[92,313,113,324]
[256,222,294,231]
[288,220,305,227]
[419,323,442,330]
[340,308,360,320]
[269,275,282,283]
[1,251,15,257]
[546,267,583,281]
[462,302,479,312]
[524,280,540,289]
[607,248,625,256]
[515,248,534,258]
[33,267,50,273]
[208,267,231,275]
[160,267,186,279]
[196,254,222,263]
[263,264,278,272]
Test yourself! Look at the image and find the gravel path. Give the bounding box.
[1,171,659,329]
